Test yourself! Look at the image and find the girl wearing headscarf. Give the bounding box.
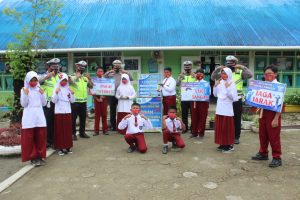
[213,68,238,153]
[52,73,75,156]
[21,71,47,167]
[115,74,136,135]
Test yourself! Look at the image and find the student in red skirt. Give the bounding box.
[190,69,210,139]
[118,103,152,153]
[21,71,47,167]
[52,73,75,156]
[159,67,177,115]
[162,106,186,154]
[93,67,109,136]
[115,74,136,134]
[251,65,282,168]
[213,68,238,153]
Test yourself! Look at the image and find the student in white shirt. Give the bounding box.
[118,103,153,153]
[21,71,47,167]
[190,69,210,139]
[159,67,177,115]
[213,68,238,153]
[162,106,186,154]
[52,73,75,156]
[115,74,136,134]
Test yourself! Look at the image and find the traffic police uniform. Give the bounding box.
[40,58,60,147]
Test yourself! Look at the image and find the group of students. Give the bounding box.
[20,56,283,168]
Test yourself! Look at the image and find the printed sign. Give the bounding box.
[90,77,115,96]
[138,74,162,97]
[181,82,210,101]
[136,97,162,132]
[245,80,286,112]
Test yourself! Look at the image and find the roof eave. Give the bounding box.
[1,46,300,53]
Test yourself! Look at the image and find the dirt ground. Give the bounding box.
[0,128,299,200]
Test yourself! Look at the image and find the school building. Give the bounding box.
[0,0,300,106]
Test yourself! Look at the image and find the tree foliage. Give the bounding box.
[2,0,65,123]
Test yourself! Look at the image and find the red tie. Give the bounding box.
[135,116,138,127]
[172,119,176,133]
[162,78,169,86]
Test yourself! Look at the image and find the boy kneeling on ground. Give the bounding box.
[118,103,152,153]
[162,106,186,154]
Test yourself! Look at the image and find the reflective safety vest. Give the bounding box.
[233,70,243,96]
[69,76,89,103]
[181,75,196,83]
[41,75,59,101]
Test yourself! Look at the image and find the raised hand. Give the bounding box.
[39,87,44,94]
[23,87,29,95]
[55,87,61,94]
[225,81,232,88]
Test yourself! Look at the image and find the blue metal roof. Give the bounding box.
[1,0,300,50]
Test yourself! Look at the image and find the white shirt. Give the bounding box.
[118,114,153,134]
[115,85,136,112]
[21,88,47,129]
[165,118,183,133]
[213,68,238,117]
[161,76,176,96]
[52,90,75,114]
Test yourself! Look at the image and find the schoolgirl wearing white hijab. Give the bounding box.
[213,68,238,153]
[115,73,136,134]
[52,73,75,156]
[21,71,47,166]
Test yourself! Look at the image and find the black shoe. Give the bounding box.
[162,146,169,154]
[93,132,100,136]
[30,159,36,165]
[189,134,197,139]
[216,145,225,151]
[269,158,282,168]
[34,159,41,167]
[79,133,90,138]
[103,131,109,135]
[234,139,240,144]
[127,146,136,153]
[172,141,177,149]
[72,135,78,141]
[251,153,269,160]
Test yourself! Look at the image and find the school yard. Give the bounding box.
[0,123,299,200]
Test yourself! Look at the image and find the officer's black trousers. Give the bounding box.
[71,102,87,136]
[181,101,191,130]
[109,96,118,130]
[43,102,55,145]
[233,99,243,140]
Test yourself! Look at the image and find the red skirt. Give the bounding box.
[117,112,130,135]
[21,127,46,162]
[214,115,234,145]
[54,114,73,149]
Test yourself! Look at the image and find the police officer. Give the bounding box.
[40,58,61,148]
[69,61,93,140]
[211,55,253,144]
[104,60,133,131]
[177,61,196,133]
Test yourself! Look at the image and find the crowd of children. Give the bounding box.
[20,57,283,168]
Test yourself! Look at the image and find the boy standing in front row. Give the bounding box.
[252,65,282,168]
[118,103,152,153]
[162,106,186,154]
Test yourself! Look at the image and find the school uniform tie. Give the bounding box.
[162,78,169,86]
[135,116,138,127]
[172,120,176,133]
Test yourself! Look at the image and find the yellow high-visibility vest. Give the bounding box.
[182,75,196,83]
[41,75,59,101]
[233,70,243,96]
[69,76,89,103]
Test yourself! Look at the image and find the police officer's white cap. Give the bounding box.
[183,61,193,66]
[46,58,60,65]
[75,60,87,66]
[112,60,122,65]
[226,55,238,62]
